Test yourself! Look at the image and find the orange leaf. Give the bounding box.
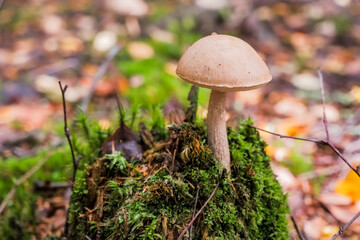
[335,169,360,202]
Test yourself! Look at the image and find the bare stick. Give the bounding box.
[246,124,360,177]
[177,182,220,240]
[81,44,121,112]
[318,69,330,142]
[189,185,200,240]
[58,81,77,182]
[290,214,304,240]
[331,210,360,240]
[0,152,50,214]
[317,201,341,226]
[247,125,325,145]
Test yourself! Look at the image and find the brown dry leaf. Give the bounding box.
[335,169,360,202]
[102,121,143,161]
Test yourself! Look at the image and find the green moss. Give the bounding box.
[68,120,289,239]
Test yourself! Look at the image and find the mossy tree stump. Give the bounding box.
[66,119,289,240]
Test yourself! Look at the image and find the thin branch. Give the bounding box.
[327,142,359,176]
[290,214,304,240]
[247,125,325,144]
[318,69,330,142]
[58,81,77,182]
[177,182,220,240]
[81,44,121,112]
[247,124,360,177]
[317,201,341,226]
[189,185,200,240]
[0,152,50,214]
[331,210,360,240]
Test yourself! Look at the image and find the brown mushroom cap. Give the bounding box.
[176,34,272,92]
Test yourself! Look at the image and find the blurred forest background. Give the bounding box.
[0,0,360,239]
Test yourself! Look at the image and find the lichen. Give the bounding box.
[67,119,289,239]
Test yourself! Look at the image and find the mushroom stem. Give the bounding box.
[207,90,231,173]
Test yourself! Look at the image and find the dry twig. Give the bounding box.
[177,182,220,240]
[290,214,304,240]
[247,71,359,178]
[331,211,360,240]
[189,185,200,240]
[58,81,77,182]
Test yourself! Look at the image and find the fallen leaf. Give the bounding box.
[102,121,143,161]
[335,169,360,202]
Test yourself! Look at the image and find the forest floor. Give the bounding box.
[1,0,360,239]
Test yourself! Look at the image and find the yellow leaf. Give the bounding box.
[335,169,360,202]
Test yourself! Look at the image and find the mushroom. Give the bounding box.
[105,0,149,37]
[176,34,272,173]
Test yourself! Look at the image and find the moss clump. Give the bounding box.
[67,120,289,239]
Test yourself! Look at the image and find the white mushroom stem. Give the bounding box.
[207,90,231,173]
